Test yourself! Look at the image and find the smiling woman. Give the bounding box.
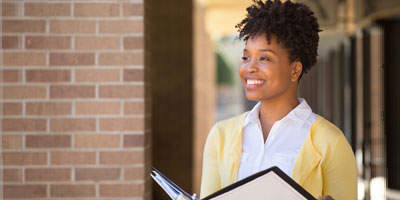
[200,1,357,200]
[239,34,299,104]
[239,34,301,138]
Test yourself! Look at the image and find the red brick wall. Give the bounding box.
[1,1,150,199]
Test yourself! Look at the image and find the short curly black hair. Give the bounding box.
[236,0,321,80]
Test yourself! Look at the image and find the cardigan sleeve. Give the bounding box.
[200,125,221,198]
[322,134,358,200]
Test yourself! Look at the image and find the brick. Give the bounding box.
[3,152,47,165]
[99,52,143,66]
[25,3,70,17]
[124,101,144,114]
[2,135,22,149]
[3,2,17,16]
[4,86,46,99]
[4,185,47,198]
[26,135,71,148]
[50,85,95,98]
[124,167,144,180]
[100,118,144,131]
[26,36,71,50]
[75,168,120,181]
[51,184,95,197]
[74,3,119,17]
[124,134,144,147]
[3,52,46,66]
[99,85,144,98]
[123,36,143,50]
[2,36,20,49]
[100,183,144,197]
[75,134,120,148]
[26,168,70,181]
[51,152,96,165]
[50,20,96,34]
[3,20,45,33]
[26,69,71,83]
[26,102,72,115]
[76,101,120,115]
[3,102,23,115]
[50,118,96,132]
[75,36,120,50]
[50,53,94,66]
[99,20,143,34]
[3,168,22,182]
[75,69,120,82]
[123,3,143,17]
[124,69,144,82]
[3,70,21,82]
[100,151,143,165]
[2,118,46,132]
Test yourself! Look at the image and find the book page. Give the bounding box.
[209,172,309,200]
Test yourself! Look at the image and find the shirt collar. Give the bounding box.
[243,98,313,128]
[286,98,313,128]
[243,102,261,127]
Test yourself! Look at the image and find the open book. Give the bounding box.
[151,166,316,200]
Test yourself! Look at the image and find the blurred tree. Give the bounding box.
[216,52,234,86]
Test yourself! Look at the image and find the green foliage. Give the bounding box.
[216,52,233,86]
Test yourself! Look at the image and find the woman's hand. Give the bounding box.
[317,196,335,200]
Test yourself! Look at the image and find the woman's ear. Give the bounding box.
[291,61,302,82]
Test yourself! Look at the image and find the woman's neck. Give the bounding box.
[258,95,300,142]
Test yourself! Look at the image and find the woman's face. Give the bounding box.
[239,34,300,101]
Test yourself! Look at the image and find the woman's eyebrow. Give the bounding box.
[259,49,276,54]
[243,48,276,54]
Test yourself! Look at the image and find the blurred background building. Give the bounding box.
[2,0,400,199]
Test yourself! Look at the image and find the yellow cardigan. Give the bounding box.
[200,112,357,199]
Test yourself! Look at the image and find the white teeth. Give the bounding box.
[247,80,264,85]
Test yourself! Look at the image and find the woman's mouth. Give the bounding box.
[246,79,265,89]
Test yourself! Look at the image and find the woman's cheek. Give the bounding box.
[238,65,246,84]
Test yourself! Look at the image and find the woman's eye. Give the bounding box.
[260,56,269,61]
[242,56,249,61]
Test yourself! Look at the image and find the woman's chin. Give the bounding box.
[245,92,276,102]
[245,94,263,102]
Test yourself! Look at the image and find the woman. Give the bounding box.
[200,1,357,200]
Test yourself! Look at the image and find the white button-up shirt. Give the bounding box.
[237,98,317,180]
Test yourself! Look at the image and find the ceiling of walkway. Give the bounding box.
[196,0,340,37]
[196,0,252,37]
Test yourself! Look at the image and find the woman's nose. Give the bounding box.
[246,59,258,73]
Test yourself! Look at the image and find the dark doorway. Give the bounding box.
[381,19,400,191]
[145,0,194,199]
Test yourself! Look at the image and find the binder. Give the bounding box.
[151,166,316,200]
